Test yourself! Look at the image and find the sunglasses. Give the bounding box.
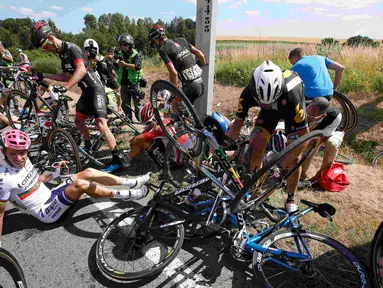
[40,38,53,50]
[120,43,130,47]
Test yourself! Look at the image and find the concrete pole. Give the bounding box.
[194,0,218,115]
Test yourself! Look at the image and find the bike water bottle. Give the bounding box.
[185,188,202,205]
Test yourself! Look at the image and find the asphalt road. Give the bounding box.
[0,154,260,288]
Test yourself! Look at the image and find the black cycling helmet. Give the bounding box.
[29,20,53,48]
[118,34,134,47]
[148,24,165,47]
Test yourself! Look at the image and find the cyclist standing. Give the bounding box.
[115,34,144,121]
[28,20,123,172]
[148,24,206,107]
[227,60,309,213]
[83,39,122,112]
[0,41,13,88]
[0,129,151,242]
[288,47,344,100]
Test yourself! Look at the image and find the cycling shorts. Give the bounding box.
[182,78,204,104]
[76,86,107,119]
[35,177,76,224]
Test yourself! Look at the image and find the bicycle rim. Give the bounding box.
[231,130,324,212]
[254,230,371,288]
[371,222,383,288]
[96,207,185,281]
[0,248,27,288]
[150,80,202,156]
[334,91,358,132]
[48,127,81,174]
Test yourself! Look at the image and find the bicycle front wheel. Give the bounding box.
[254,230,371,288]
[0,248,27,288]
[48,127,81,174]
[371,222,383,288]
[96,207,185,281]
[150,80,203,156]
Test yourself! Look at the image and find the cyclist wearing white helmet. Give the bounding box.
[228,60,309,213]
[0,129,151,243]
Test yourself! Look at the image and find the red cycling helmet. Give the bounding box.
[1,129,31,150]
[139,102,154,124]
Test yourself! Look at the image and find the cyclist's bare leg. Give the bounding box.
[247,126,270,173]
[95,117,117,150]
[66,178,115,200]
[300,139,323,179]
[72,167,126,186]
[75,113,91,141]
[227,118,244,141]
[129,135,151,159]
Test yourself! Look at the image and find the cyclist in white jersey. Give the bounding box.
[0,129,151,244]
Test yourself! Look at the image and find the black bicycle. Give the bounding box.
[0,247,27,287]
[371,221,383,288]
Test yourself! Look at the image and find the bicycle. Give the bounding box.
[5,80,80,175]
[371,221,383,288]
[0,247,27,287]
[372,151,383,169]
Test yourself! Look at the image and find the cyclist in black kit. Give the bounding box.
[148,24,206,107]
[227,60,309,213]
[29,20,123,172]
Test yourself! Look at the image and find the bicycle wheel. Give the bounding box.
[373,152,383,169]
[332,93,349,132]
[253,230,371,288]
[150,80,203,156]
[0,248,27,288]
[334,91,358,132]
[96,207,185,281]
[231,130,324,212]
[335,153,354,165]
[371,222,383,288]
[47,127,81,174]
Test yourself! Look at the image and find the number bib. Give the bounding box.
[181,65,203,81]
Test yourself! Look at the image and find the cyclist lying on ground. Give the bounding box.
[300,97,344,182]
[0,129,152,243]
[227,60,309,213]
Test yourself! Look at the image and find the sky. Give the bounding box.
[0,0,382,40]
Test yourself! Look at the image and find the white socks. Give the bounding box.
[113,186,148,200]
[121,172,152,188]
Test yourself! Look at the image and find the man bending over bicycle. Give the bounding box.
[0,129,151,244]
[227,60,309,213]
[29,20,124,173]
[300,97,344,182]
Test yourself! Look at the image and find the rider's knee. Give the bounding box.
[81,167,97,179]
[72,178,90,193]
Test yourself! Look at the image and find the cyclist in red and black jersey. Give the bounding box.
[228,60,309,213]
[29,20,123,172]
[148,25,206,106]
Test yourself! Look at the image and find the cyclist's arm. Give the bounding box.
[165,62,178,86]
[64,60,87,90]
[43,72,72,82]
[328,61,344,90]
[0,51,13,63]
[191,46,206,66]
[38,171,56,183]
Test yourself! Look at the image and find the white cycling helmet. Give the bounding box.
[83,38,99,55]
[250,60,284,105]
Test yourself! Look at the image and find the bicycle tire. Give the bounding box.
[150,80,203,156]
[334,91,358,132]
[253,230,371,288]
[371,222,383,288]
[231,130,324,213]
[332,93,349,132]
[47,127,82,174]
[372,152,383,169]
[0,247,27,288]
[96,207,185,281]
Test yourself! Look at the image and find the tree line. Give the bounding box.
[0,14,196,56]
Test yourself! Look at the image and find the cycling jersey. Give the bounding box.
[237,70,307,135]
[19,53,30,64]
[0,158,75,223]
[158,38,202,83]
[60,42,102,89]
[0,49,12,67]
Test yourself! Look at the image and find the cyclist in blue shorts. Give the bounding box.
[0,129,151,244]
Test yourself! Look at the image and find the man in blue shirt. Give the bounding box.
[288,47,344,100]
